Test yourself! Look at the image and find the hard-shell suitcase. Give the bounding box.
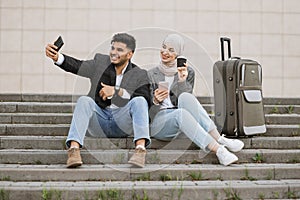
[213,37,266,137]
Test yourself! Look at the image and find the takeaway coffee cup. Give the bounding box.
[177,56,187,67]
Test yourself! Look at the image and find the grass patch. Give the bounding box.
[286,190,298,199]
[132,190,150,200]
[269,106,279,114]
[224,187,242,200]
[285,105,294,114]
[0,189,9,200]
[97,189,124,200]
[258,193,265,200]
[252,153,264,163]
[240,168,257,181]
[135,173,151,181]
[35,160,43,165]
[0,177,10,181]
[160,173,172,181]
[42,188,62,200]
[188,171,203,181]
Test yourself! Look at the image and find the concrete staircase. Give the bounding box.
[0,94,299,200]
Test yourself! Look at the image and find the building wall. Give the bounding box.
[0,0,300,97]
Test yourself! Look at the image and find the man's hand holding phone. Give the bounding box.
[45,36,64,62]
[154,81,169,104]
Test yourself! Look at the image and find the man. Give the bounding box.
[45,33,151,168]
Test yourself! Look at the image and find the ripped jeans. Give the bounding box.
[150,92,215,151]
[66,96,151,148]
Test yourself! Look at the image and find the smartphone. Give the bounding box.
[158,81,169,91]
[53,36,64,51]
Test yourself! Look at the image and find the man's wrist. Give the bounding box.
[55,53,64,65]
[114,85,120,97]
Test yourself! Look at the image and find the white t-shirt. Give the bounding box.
[160,76,175,109]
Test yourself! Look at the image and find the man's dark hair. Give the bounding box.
[111,33,136,52]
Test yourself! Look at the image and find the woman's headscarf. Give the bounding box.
[158,34,185,76]
[162,33,185,56]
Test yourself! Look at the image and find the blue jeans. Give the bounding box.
[66,96,151,148]
[150,92,215,151]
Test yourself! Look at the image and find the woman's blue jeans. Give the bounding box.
[150,92,215,151]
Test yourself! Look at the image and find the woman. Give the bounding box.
[147,34,244,166]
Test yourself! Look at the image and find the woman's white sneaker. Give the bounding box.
[216,145,238,166]
[218,135,244,152]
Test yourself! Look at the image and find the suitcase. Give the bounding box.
[213,37,266,137]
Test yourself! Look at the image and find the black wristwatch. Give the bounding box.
[114,85,120,97]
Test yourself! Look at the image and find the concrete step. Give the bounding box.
[0,124,299,137]
[265,124,300,137]
[0,94,80,103]
[1,136,299,150]
[0,113,73,124]
[265,113,300,125]
[2,102,300,115]
[0,113,299,125]
[0,149,299,165]
[1,94,300,200]
[1,94,300,105]
[263,97,300,105]
[0,163,298,182]
[0,102,74,113]
[197,96,300,105]
[264,105,300,114]
[0,124,69,136]
[0,179,298,200]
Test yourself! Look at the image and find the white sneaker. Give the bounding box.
[218,135,244,152]
[216,145,238,166]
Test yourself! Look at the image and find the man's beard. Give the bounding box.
[114,59,128,68]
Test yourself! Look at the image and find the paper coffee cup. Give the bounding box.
[177,56,187,67]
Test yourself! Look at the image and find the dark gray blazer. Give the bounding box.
[56,53,111,98]
[94,61,151,109]
[56,53,151,109]
[147,66,195,121]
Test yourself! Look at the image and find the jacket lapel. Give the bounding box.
[124,61,133,74]
[153,68,165,85]
[106,64,115,86]
[118,61,133,88]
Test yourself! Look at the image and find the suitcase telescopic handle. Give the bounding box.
[220,37,231,61]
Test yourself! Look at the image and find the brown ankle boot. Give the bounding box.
[67,147,83,168]
[128,147,146,168]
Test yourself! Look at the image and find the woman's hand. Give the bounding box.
[178,63,188,82]
[153,89,169,104]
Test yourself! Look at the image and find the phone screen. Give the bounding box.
[54,36,64,51]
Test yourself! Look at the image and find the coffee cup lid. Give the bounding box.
[177,56,187,59]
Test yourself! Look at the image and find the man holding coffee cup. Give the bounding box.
[147,33,244,166]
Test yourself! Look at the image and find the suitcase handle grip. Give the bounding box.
[220,37,231,61]
[229,56,241,60]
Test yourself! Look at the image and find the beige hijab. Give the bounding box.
[158,34,185,76]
